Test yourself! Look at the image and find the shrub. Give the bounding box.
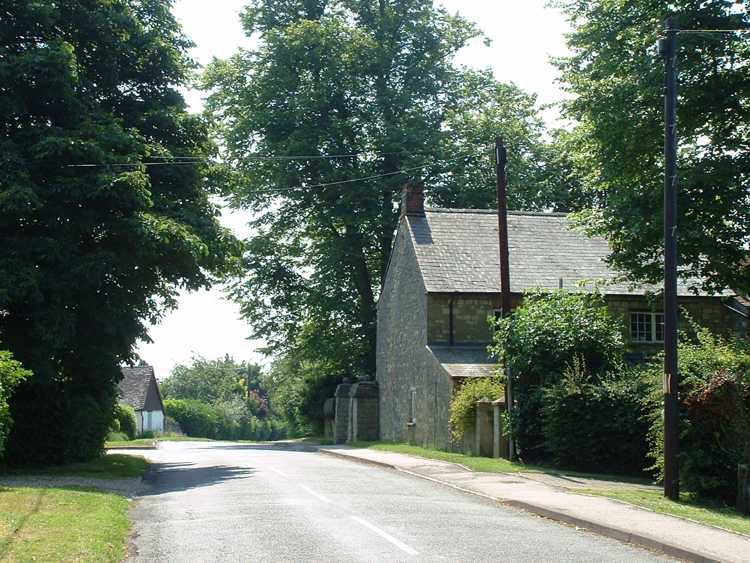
[113,404,137,440]
[541,361,650,474]
[164,399,220,439]
[645,328,750,501]
[489,290,626,461]
[0,350,32,460]
[491,290,625,387]
[107,431,129,442]
[449,378,504,439]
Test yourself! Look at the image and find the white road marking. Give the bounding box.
[299,484,332,504]
[269,467,289,477]
[350,516,419,557]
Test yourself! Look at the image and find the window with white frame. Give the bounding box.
[630,311,665,343]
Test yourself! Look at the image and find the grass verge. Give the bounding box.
[348,442,654,485]
[578,488,750,537]
[0,486,130,562]
[1,454,149,480]
[349,442,533,473]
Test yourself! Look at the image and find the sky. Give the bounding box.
[135,0,573,379]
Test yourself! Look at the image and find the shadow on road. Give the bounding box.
[141,462,255,495]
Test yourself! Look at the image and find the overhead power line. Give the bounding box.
[249,151,485,196]
[678,28,750,34]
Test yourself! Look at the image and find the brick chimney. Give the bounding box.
[400,182,425,217]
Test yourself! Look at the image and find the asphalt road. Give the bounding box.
[127,442,671,562]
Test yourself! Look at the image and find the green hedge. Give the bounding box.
[0,351,32,460]
[164,399,286,441]
[541,368,650,474]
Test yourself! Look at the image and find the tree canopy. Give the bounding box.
[206,0,586,381]
[554,0,750,294]
[0,0,238,464]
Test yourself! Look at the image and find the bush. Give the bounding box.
[107,431,129,442]
[164,399,220,439]
[0,351,32,460]
[113,404,137,440]
[491,290,625,387]
[541,361,650,474]
[490,290,626,461]
[449,378,504,439]
[645,328,750,501]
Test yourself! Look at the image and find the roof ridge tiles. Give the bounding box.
[424,207,568,217]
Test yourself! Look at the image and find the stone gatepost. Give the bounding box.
[492,399,508,459]
[334,380,352,444]
[475,399,494,457]
[348,381,379,443]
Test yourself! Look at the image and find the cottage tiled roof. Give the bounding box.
[407,209,719,296]
[118,365,155,411]
[428,346,497,379]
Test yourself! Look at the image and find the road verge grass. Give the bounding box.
[1,454,149,480]
[348,441,534,473]
[0,453,149,562]
[0,486,130,562]
[577,488,750,537]
[105,435,214,449]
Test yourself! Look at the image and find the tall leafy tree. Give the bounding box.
[206,0,580,378]
[0,0,238,464]
[554,0,750,294]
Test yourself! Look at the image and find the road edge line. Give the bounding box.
[321,449,722,563]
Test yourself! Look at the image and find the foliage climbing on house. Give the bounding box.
[0,0,239,465]
[449,378,504,440]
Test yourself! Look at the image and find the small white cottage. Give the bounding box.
[118,365,165,434]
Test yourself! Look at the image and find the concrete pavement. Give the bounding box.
[321,446,750,563]
[121,441,672,562]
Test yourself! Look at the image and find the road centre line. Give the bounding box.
[350,516,419,557]
[299,484,333,504]
[269,467,289,477]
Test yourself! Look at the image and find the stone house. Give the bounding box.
[118,365,165,434]
[376,184,747,451]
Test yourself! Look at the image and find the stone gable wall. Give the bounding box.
[376,222,453,448]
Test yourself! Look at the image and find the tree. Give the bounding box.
[0,0,238,464]
[206,0,580,381]
[161,355,268,415]
[554,0,750,294]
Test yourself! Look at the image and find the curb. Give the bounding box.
[321,448,725,563]
[319,448,398,470]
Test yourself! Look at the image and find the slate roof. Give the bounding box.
[118,365,156,411]
[407,209,720,296]
[428,346,497,379]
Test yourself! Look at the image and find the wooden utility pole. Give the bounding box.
[660,16,680,501]
[495,137,515,460]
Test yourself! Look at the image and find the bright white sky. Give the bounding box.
[136,0,572,379]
